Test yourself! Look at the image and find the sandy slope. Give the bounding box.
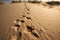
[0,3,25,40]
[51,6,60,11]
[27,3,60,31]
[0,3,60,40]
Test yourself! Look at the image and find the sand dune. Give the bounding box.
[0,3,60,40]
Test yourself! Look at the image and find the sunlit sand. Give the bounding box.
[0,2,60,40]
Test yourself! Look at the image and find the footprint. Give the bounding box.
[16,19,20,22]
[20,20,25,23]
[26,17,31,20]
[31,32,39,38]
[18,32,22,37]
[27,25,34,32]
[14,24,20,27]
[26,8,30,11]
[22,15,26,17]
[26,12,30,14]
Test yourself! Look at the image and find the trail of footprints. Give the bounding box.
[11,3,45,40]
[11,3,60,40]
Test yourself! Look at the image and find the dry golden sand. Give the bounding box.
[0,3,60,40]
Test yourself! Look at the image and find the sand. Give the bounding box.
[0,3,60,40]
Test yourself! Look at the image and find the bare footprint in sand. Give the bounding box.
[27,25,35,32]
[26,17,32,20]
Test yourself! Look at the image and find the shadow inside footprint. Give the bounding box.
[22,15,26,17]
[31,32,39,38]
[27,12,30,14]
[18,32,22,37]
[27,25,34,32]
[15,24,20,27]
[16,19,20,22]
[20,20,25,23]
[26,17,31,20]
[26,8,30,11]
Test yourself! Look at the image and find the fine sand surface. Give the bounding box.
[0,3,60,40]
